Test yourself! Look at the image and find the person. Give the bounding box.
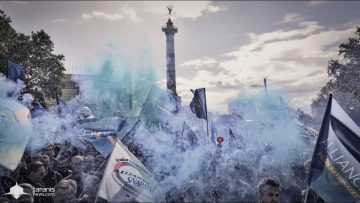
[76,106,96,124]
[181,180,205,202]
[93,155,106,178]
[94,155,105,169]
[53,179,77,203]
[84,155,95,174]
[37,154,63,188]
[22,161,47,203]
[0,197,10,203]
[78,175,100,203]
[67,156,85,197]
[257,177,280,203]
[56,158,72,178]
[22,161,45,188]
[10,183,34,203]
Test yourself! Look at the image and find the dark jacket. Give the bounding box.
[43,169,63,188]
[22,177,48,203]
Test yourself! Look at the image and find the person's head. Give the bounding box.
[258,177,280,203]
[0,197,10,203]
[37,154,51,172]
[42,147,54,158]
[84,155,95,171]
[226,157,239,175]
[71,155,84,172]
[56,158,68,172]
[182,180,204,203]
[95,155,105,168]
[11,183,34,203]
[54,179,77,203]
[77,107,93,119]
[27,161,46,184]
[83,175,100,196]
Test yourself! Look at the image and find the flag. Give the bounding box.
[209,121,217,145]
[82,131,115,157]
[228,129,239,149]
[80,116,132,157]
[189,88,207,120]
[7,59,24,83]
[306,94,360,202]
[120,119,141,145]
[0,98,32,170]
[181,122,199,150]
[97,141,164,202]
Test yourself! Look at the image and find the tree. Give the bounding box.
[0,10,31,76]
[23,30,65,105]
[312,26,360,125]
[0,9,65,106]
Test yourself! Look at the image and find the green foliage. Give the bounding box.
[312,27,360,125]
[0,9,65,106]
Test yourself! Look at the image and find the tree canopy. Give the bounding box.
[312,27,360,125]
[0,9,65,106]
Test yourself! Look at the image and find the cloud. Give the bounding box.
[144,1,225,20]
[119,4,142,22]
[178,20,356,113]
[82,5,142,22]
[51,18,67,23]
[82,11,124,21]
[308,1,329,6]
[281,13,305,23]
[11,1,29,5]
[179,58,217,69]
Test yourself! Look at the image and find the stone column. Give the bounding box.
[162,19,178,96]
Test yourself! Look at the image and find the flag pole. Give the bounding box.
[304,94,332,203]
[264,78,268,97]
[204,88,209,143]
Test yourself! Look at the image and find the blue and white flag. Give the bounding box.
[7,59,24,83]
[97,141,164,202]
[82,129,116,157]
[0,98,32,170]
[307,94,360,202]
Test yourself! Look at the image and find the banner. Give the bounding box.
[97,141,164,202]
[0,99,32,170]
[307,95,360,202]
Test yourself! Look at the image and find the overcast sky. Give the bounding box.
[1,1,360,113]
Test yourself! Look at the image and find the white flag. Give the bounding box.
[0,98,32,170]
[97,141,164,202]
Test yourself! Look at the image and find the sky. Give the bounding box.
[1,1,360,114]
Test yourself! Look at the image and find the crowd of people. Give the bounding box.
[0,138,290,203]
[0,141,106,203]
[0,102,323,203]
